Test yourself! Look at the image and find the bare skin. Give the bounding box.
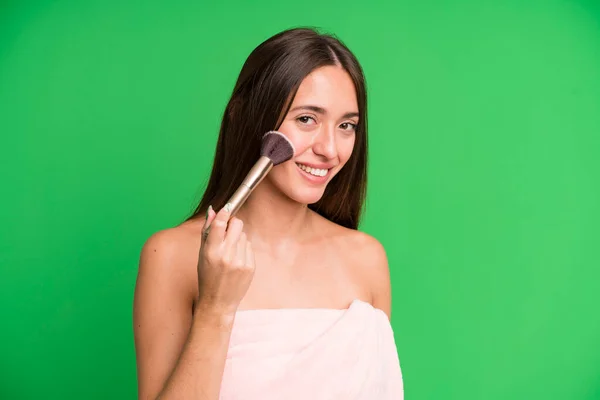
[133,65,393,400]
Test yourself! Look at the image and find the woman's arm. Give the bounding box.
[133,229,234,400]
[355,233,392,320]
[371,241,392,320]
[133,206,255,400]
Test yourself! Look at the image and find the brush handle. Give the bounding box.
[204,156,273,238]
[227,156,273,217]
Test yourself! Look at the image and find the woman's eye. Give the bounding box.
[297,116,316,125]
[340,122,357,131]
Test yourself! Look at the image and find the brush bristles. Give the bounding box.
[260,131,295,166]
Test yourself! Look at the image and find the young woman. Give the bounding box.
[133,27,403,400]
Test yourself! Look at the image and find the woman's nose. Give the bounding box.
[312,126,337,159]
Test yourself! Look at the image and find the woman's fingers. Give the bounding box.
[201,206,217,245]
[223,217,244,251]
[205,204,232,246]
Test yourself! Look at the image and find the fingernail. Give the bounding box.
[224,203,232,213]
[206,205,212,219]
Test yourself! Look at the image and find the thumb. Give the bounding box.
[201,206,216,244]
[205,205,216,226]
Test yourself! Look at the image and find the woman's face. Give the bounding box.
[267,65,359,205]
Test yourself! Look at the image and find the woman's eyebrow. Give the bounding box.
[290,105,359,119]
[290,105,327,114]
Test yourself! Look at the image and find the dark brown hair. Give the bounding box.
[186,27,368,229]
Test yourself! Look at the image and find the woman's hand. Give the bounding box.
[196,204,256,316]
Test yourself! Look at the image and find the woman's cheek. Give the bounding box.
[340,135,356,162]
[279,128,317,156]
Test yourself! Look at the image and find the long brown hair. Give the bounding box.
[186,27,368,229]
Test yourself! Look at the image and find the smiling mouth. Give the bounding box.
[295,162,331,178]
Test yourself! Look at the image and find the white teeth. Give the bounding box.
[297,163,328,177]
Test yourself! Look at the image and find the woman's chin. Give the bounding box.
[289,187,327,205]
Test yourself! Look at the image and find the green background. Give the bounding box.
[1,0,599,399]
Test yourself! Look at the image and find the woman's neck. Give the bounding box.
[233,180,312,244]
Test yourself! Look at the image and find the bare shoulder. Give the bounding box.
[313,214,392,319]
[133,218,204,400]
[139,219,203,266]
[136,219,204,304]
[344,228,388,265]
[345,228,392,319]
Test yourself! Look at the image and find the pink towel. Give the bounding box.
[219,299,404,399]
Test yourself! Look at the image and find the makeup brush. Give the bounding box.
[204,130,295,236]
[225,130,295,217]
